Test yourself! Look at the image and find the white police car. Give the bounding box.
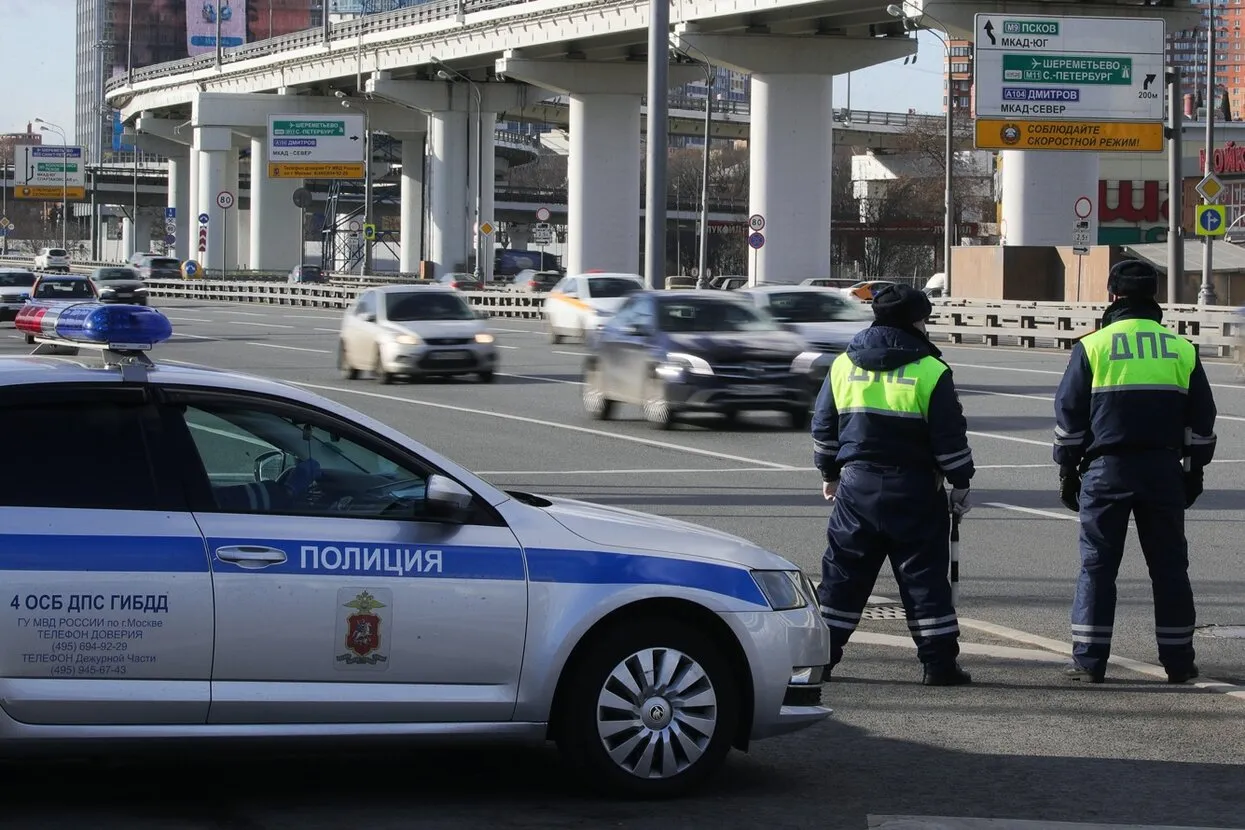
[0,300,832,797]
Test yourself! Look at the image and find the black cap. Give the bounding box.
[872,283,933,326]
[1107,259,1159,298]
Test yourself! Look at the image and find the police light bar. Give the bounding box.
[15,302,173,350]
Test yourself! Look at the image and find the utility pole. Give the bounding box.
[1200,3,1219,306]
[1167,67,1183,304]
[643,0,670,289]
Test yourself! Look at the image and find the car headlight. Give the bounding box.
[394,334,422,346]
[751,570,811,611]
[656,351,714,380]
[474,332,495,344]
[99,287,115,294]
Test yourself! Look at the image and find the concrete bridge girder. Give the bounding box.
[912,0,1200,39]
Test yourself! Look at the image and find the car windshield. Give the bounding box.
[657,298,779,333]
[586,277,641,299]
[150,258,179,269]
[96,268,138,281]
[35,279,93,299]
[385,291,475,322]
[0,271,36,287]
[765,291,873,323]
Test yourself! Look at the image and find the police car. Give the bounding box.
[0,300,832,797]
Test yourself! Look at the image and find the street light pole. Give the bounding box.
[644,0,670,289]
[37,121,69,251]
[889,2,955,296]
[1200,3,1219,306]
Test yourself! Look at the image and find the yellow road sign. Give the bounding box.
[363,223,376,241]
[479,221,495,236]
[14,186,87,200]
[1196,204,1227,237]
[974,119,1165,153]
[268,162,365,179]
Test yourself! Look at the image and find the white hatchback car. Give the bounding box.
[544,273,644,343]
[33,248,70,273]
[338,284,499,383]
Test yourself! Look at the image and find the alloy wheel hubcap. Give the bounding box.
[595,646,718,779]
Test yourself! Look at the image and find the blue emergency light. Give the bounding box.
[16,302,174,350]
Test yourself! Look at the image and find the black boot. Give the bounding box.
[1166,664,1199,684]
[1062,663,1105,684]
[922,662,972,686]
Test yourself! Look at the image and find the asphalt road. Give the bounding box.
[1,298,1243,830]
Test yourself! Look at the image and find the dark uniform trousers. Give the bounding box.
[1074,451,1196,675]
[818,461,959,668]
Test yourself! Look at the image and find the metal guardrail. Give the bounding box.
[136,279,1244,354]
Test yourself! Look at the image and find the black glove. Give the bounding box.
[1059,467,1081,512]
[1184,468,1204,509]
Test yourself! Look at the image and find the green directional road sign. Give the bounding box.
[271,119,346,137]
[1002,54,1132,85]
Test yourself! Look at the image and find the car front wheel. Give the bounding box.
[582,361,615,420]
[557,617,740,798]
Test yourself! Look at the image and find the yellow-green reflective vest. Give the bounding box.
[829,353,949,420]
[1080,318,1195,394]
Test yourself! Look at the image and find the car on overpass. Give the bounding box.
[581,290,813,429]
[544,272,644,343]
[0,268,36,322]
[337,284,499,383]
[0,302,833,798]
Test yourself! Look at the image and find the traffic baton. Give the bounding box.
[950,511,961,606]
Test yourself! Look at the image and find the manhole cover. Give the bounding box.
[862,603,907,621]
[1195,624,1245,639]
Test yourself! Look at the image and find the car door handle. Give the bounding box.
[215,545,288,569]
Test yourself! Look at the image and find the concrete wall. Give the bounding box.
[951,245,1127,301]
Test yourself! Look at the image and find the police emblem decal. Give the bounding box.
[335,588,391,669]
[1000,123,1022,146]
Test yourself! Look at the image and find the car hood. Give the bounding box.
[97,280,146,291]
[664,330,808,362]
[532,494,795,571]
[385,319,484,338]
[786,320,871,348]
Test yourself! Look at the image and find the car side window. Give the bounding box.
[0,395,173,511]
[632,297,655,332]
[171,398,454,522]
[355,292,375,316]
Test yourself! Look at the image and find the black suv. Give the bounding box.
[581,290,812,429]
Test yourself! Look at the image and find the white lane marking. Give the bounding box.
[496,345,519,350]
[951,360,1245,393]
[553,350,590,357]
[279,314,340,321]
[960,386,1053,403]
[289,381,798,470]
[167,316,213,323]
[851,631,1067,663]
[984,501,1078,521]
[869,817,1245,830]
[245,342,331,354]
[477,466,786,475]
[959,617,1245,703]
[171,333,215,341]
[222,311,267,317]
[229,320,295,329]
[967,430,1050,447]
[490,327,543,334]
[314,327,340,333]
[497,372,582,386]
[188,421,274,449]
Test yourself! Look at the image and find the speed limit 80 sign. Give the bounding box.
[748,214,765,232]
[216,191,236,210]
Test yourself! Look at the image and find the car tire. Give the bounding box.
[547,316,564,345]
[24,334,34,345]
[556,617,740,799]
[582,361,615,421]
[372,347,393,385]
[643,376,676,430]
[477,370,495,383]
[338,342,358,380]
[787,407,810,431]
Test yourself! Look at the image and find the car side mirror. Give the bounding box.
[426,474,473,520]
[254,449,293,482]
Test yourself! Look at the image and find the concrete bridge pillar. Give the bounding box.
[367,75,526,279]
[194,126,237,272]
[188,147,200,259]
[493,54,702,276]
[469,112,499,282]
[167,155,191,262]
[675,31,916,285]
[392,132,426,274]
[249,136,303,270]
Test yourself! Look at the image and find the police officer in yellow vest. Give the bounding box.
[813,284,975,686]
[1054,259,1217,684]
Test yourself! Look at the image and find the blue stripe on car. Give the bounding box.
[0,536,767,606]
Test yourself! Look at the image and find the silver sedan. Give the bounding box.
[338,284,499,383]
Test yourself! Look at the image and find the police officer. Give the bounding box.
[813,284,975,686]
[1054,259,1217,684]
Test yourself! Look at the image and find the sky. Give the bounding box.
[0,0,946,142]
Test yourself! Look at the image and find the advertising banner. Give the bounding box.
[186,0,247,56]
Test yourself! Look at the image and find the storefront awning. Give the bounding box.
[1123,240,1245,275]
